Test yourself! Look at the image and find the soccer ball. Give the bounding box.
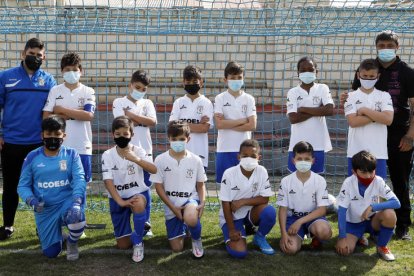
[327,194,338,214]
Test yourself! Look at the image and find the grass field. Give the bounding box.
[1,206,414,276]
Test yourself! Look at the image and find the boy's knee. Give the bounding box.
[381,209,397,224]
[226,244,247,259]
[170,243,184,253]
[131,195,146,213]
[313,226,332,240]
[43,242,62,258]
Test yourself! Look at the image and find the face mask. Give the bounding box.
[184,84,201,95]
[295,161,312,173]
[25,55,42,71]
[299,72,316,84]
[114,136,131,148]
[239,157,259,172]
[360,78,377,90]
[43,137,63,151]
[170,141,186,153]
[131,89,146,100]
[63,71,81,85]
[228,80,244,92]
[357,174,375,186]
[378,49,396,62]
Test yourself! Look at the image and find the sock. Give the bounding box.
[131,211,146,246]
[188,219,202,240]
[377,225,394,247]
[145,192,151,223]
[226,244,247,259]
[67,220,86,243]
[257,205,276,236]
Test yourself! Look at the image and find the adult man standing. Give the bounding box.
[349,30,414,240]
[0,38,56,240]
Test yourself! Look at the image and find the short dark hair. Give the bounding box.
[61,52,82,71]
[224,61,244,78]
[359,58,379,72]
[351,151,376,172]
[297,56,317,71]
[375,30,399,46]
[24,38,44,51]
[131,70,150,86]
[292,141,314,157]
[42,115,66,132]
[167,120,190,138]
[112,116,134,134]
[239,139,260,153]
[183,65,202,81]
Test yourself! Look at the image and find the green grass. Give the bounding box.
[1,210,414,276]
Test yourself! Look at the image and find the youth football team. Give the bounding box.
[0,30,412,263]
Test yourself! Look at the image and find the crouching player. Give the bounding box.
[278,141,332,254]
[150,121,206,258]
[336,150,400,261]
[101,116,157,263]
[219,139,276,258]
[17,116,86,260]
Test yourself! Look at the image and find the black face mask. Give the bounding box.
[25,55,42,71]
[43,137,63,151]
[184,84,201,95]
[114,136,131,148]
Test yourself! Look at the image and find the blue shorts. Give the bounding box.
[143,170,151,187]
[79,154,92,183]
[288,151,325,174]
[221,212,256,244]
[347,158,387,180]
[216,152,239,183]
[109,190,151,239]
[165,199,199,240]
[346,220,377,239]
[286,215,328,240]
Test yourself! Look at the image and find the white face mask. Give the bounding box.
[295,160,312,173]
[63,71,81,84]
[239,157,259,171]
[299,72,316,84]
[360,78,377,90]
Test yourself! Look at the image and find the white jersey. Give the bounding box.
[344,88,393,159]
[218,165,274,227]
[43,83,96,155]
[286,83,333,152]
[337,175,397,223]
[277,171,329,217]
[169,94,214,167]
[214,90,257,152]
[150,150,207,220]
[112,96,157,160]
[101,145,149,199]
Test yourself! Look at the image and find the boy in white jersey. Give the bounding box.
[344,59,394,179]
[277,141,332,254]
[336,151,400,261]
[150,121,206,258]
[169,65,213,169]
[101,116,157,263]
[112,70,156,235]
[286,56,334,173]
[214,61,257,184]
[219,139,276,258]
[43,52,96,183]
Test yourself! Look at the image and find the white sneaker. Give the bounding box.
[145,229,154,237]
[191,239,204,258]
[66,241,79,261]
[132,242,144,263]
[377,246,395,261]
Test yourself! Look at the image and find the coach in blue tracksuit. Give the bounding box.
[0,38,57,240]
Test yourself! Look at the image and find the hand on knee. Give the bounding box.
[130,195,146,214]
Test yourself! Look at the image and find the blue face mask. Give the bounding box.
[228,80,244,92]
[131,89,146,100]
[170,141,186,153]
[299,72,316,84]
[63,71,81,84]
[378,49,396,62]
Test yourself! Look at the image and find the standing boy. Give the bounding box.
[17,116,86,260]
[277,141,332,255]
[150,121,206,258]
[169,65,214,169]
[214,61,257,184]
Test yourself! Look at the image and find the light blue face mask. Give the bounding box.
[378,49,396,62]
[299,72,316,84]
[295,160,312,173]
[131,89,146,100]
[228,80,244,92]
[170,141,186,153]
[63,71,81,84]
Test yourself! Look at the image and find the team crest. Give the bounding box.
[371,195,379,203]
[127,164,135,175]
[252,182,258,194]
[313,96,320,105]
[312,192,316,203]
[142,106,148,114]
[242,104,247,113]
[196,105,203,115]
[38,77,45,86]
[375,101,382,112]
[78,97,85,107]
[59,160,67,171]
[186,169,194,178]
